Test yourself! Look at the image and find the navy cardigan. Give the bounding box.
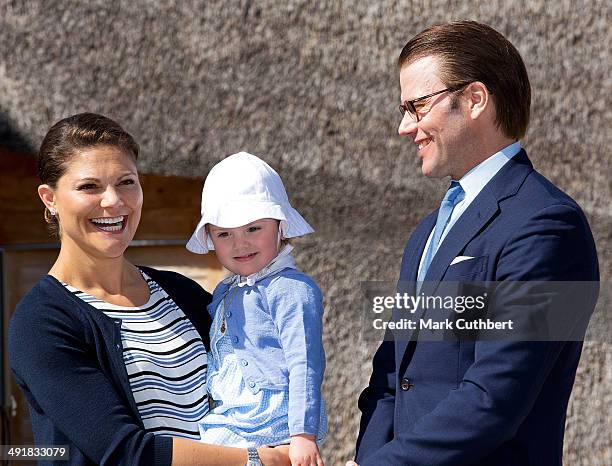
[8,266,212,466]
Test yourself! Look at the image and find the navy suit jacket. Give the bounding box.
[356,150,599,466]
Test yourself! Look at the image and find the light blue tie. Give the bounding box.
[418,181,465,283]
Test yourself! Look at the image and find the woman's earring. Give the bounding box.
[49,207,57,216]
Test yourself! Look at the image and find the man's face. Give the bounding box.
[398,56,472,179]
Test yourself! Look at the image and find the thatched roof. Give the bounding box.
[2,1,608,210]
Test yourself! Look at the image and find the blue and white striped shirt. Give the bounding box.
[63,271,209,439]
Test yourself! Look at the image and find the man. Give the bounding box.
[353,21,599,465]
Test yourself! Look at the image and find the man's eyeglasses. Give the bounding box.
[399,83,471,122]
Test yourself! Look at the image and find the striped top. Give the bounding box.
[62,271,209,439]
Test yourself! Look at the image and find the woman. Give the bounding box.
[8,113,289,466]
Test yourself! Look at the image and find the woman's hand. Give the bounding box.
[258,444,291,466]
[345,462,359,466]
[288,434,324,466]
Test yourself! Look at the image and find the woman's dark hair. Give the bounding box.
[38,112,140,237]
[398,21,531,140]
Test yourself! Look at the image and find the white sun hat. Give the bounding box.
[186,151,314,254]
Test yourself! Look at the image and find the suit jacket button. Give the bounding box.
[401,378,413,391]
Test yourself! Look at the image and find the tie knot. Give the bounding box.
[443,181,464,206]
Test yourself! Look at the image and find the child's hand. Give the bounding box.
[289,434,324,466]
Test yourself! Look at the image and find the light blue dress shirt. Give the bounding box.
[418,141,522,277]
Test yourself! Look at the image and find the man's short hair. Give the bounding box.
[398,21,531,140]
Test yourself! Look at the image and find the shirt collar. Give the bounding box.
[456,141,522,198]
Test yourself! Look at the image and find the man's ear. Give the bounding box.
[38,184,56,211]
[465,81,490,120]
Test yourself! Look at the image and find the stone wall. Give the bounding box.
[1,1,609,463]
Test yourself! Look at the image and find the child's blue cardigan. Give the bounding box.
[207,266,326,437]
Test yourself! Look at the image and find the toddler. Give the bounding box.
[186,152,327,466]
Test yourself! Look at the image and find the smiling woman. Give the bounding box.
[38,144,143,263]
[7,113,290,466]
[36,114,140,237]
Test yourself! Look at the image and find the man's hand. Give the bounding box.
[289,434,324,466]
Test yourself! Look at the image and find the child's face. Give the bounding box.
[208,218,280,276]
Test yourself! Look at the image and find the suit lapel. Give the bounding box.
[399,212,437,282]
[395,213,436,356]
[422,189,499,289]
